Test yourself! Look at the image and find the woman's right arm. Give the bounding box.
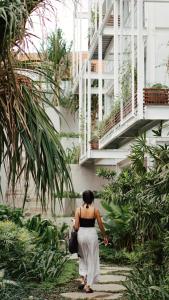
[95,208,108,245]
[74,208,80,231]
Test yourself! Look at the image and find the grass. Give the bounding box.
[0,260,79,300]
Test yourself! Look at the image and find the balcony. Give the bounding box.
[89,13,120,60]
[99,88,169,149]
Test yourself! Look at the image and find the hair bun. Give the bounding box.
[86,204,89,209]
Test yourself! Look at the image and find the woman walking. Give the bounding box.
[74,190,108,293]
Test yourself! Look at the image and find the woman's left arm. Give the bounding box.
[74,208,80,231]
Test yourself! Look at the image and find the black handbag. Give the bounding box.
[68,230,78,254]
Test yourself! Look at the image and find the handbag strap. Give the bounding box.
[79,207,81,218]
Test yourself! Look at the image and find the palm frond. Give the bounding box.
[0,0,74,212]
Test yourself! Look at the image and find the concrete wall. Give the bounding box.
[60,107,79,133]
[3,163,109,217]
[0,164,8,203]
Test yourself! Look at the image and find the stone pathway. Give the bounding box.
[61,264,131,299]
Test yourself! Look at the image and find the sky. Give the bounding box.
[26,0,87,52]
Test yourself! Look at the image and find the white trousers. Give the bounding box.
[77,227,100,286]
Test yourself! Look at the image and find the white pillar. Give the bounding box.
[79,74,83,154]
[137,0,144,119]
[87,61,91,157]
[73,7,75,80]
[146,3,155,85]
[95,0,97,32]
[131,0,135,114]
[75,17,78,77]
[114,0,119,99]
[120,0,123,122]
[79,3,82,73]
[98,0,103,122]
[84,74,87,154]
[88,0,92,46]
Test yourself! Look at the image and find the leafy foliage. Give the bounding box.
[0,204,23,226]
[43,28,79,113]
[65,146,80,164]
[0,0,73,212]
[101,201,134,251]
[0,220,36,277]
[26,214,68,250]
[0,204,69,282]
[99,136,169,298]
[30,248,67,281]
[124,267,169,300]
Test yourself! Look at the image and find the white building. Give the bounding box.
[73,0,169,169]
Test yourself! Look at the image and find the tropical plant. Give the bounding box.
[151,83,168,89]
[44,28,75,109]
[96,167,116,180]
[59,132,79,138]
[26,214,69,250]
[102,201,134,251]
[99,135,169,296]
[0,213,69,282]
[0,0,73,211]
[26,215,59,250]
[65,146,80,164]
[124,267,169,300]
[0,204,23,226]
[0,220,36,277]
[30,248,68,281]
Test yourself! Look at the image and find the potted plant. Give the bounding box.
[90,128,99,150]
[144,83,169,105]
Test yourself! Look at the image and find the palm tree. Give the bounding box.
[44,28,72,105]
[44,28,79,113]
[0,0,73,212]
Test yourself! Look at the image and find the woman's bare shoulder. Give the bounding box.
[75,207,81,214]
[94,207,100,215]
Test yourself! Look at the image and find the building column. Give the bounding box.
[79,74,83,154]
[72,5,75,80]
[98,0,103,122]
[120,0,123,122]
[146,3,155,85]
[87,61,91,157]
[84,75,87,155]
[131,0,135,114]
[114,0,119,100]
[137,0,144,119]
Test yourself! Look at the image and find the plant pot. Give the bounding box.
[144,88,169,105]
[90,140,99,150]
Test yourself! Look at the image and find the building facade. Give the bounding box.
[73,0,169,169]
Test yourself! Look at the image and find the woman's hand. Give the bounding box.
[103,236,109,246]
[71,218,76,229]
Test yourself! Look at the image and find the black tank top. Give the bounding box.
[79,207,95,227]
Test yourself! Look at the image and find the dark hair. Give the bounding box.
[82,190,94,208]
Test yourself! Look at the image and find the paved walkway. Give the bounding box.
[61,264,131,299]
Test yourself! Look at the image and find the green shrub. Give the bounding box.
[26,215,59,250]
[65,146,80,164]
[0,204,23,226]
[124,267,169,300]
[99,244,130,264]
[26,214,69,251]
[30,248,67,281]
[0,220,36,277]
[102,201,134,251]
[99,136,169,298]
[0,216,69,282]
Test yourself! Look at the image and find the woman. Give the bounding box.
[74,190,108,293]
